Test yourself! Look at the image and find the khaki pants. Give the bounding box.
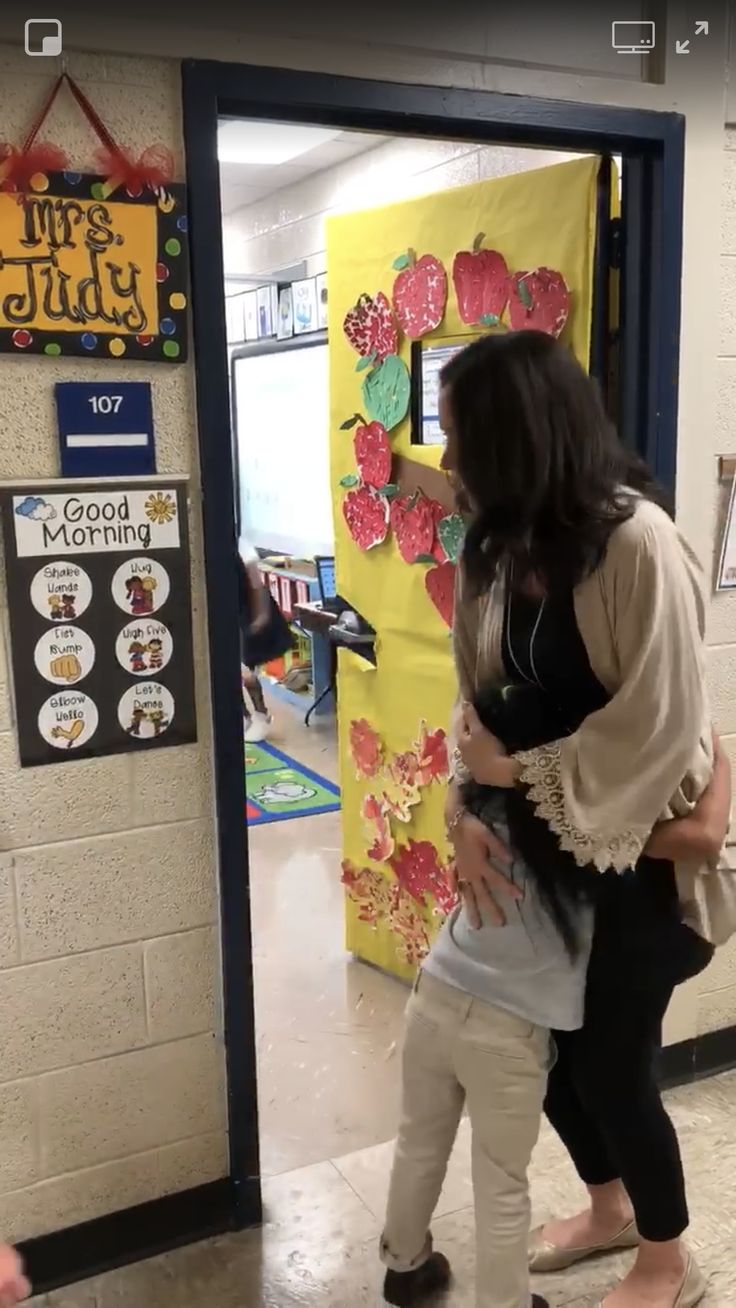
[381,971,550,1308]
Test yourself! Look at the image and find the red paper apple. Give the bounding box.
[425,561,456,627]
[354,420,392,489]
[343,291,398,361]
[508,267,570,338]
[342,485,390,550]
[392,250,447,339]
[390,494,437,564]
[452,234,510,326]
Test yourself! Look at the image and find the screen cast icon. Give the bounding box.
[611,20,656,54]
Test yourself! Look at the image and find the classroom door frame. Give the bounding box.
[181,58,685,1231]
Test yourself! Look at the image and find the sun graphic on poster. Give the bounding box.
[144,492,177,525]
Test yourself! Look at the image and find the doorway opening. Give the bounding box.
[182,60,684,1228]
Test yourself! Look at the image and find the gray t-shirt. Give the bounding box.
[424,794,593,1032]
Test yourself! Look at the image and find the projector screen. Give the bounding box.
[233,339,334,558]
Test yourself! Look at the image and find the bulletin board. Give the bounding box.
[0,477,197,767]
[326,155,600,981]
[0,174,189,362]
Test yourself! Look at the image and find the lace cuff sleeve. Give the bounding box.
[515,741,647,873]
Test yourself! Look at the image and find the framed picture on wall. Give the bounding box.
[256,286,274,338]
[225,294,245,343]
[717,475,736,589]
[277,286,294,340]
[244,292,259,342]
[293,277,318,336]
[316,274,328,330]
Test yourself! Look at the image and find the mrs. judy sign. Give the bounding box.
[0,172,188,362]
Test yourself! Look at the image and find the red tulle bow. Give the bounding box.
[94,144,175,199]
[0,141,68,194]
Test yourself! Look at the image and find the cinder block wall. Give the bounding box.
[0,46,226,1241]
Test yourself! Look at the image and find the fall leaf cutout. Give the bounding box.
[341,860,432,966]
[349,718,383,778]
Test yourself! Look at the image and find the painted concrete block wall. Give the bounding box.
[686,121,736,1042]
[223,137,578,280]
[0,46,226,1241]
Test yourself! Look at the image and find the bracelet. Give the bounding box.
[451,746,472,785]
[446,807,466,841]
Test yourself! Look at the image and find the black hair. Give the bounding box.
[463,680,595,957]
[440,331,668,596]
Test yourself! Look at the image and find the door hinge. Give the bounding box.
[609,217,622,271]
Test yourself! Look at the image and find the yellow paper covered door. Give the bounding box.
[327,156,600,980]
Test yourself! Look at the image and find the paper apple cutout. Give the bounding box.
[343,291,398,361]
[508,267,570,338]
[390,494,436,565]
[353,420,392,489]
[436,513,465,565]
[342,484,390,550]
[452,234,510,326]
[392,250,447,338]
[361,354,411,431]
[425,560,456,627]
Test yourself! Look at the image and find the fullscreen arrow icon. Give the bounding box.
[676,39,690,53]
[695,20,709,35]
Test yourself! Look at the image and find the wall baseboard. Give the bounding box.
[658,1023,736,1090]
[17,1175,261,1297]
[14,1026,736,1296]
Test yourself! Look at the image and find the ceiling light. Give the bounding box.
[217,120,340,166]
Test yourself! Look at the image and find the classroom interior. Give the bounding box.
[220,119,611,1177]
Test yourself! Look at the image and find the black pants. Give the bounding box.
[545,863,714,1243]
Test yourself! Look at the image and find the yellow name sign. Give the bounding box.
[0,174,188,362]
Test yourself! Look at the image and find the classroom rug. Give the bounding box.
[244,740,341,826]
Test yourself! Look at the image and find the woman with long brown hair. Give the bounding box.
[441,330,731,1308]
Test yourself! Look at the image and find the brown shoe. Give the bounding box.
[383,1252,451,1304]
[529,1219,639,1272]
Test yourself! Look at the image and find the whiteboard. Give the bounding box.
[233,341,334,558]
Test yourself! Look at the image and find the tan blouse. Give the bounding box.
[453,497,726,942]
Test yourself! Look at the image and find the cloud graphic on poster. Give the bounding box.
[15,497,57,522]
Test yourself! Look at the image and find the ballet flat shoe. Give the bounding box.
[596,1253,707,1308]
[674,1255,707,1308]
[529,1219,639,1273]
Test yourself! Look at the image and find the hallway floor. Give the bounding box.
[32,703,736,1305]
[247,699,407,1177]
[35,1069,736,1306]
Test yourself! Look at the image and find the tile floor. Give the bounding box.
[35,1071,736,1306]
[248,702,408,1177]
[32,704,736,1304]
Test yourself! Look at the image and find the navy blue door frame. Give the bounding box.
[181,59,685,1231]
